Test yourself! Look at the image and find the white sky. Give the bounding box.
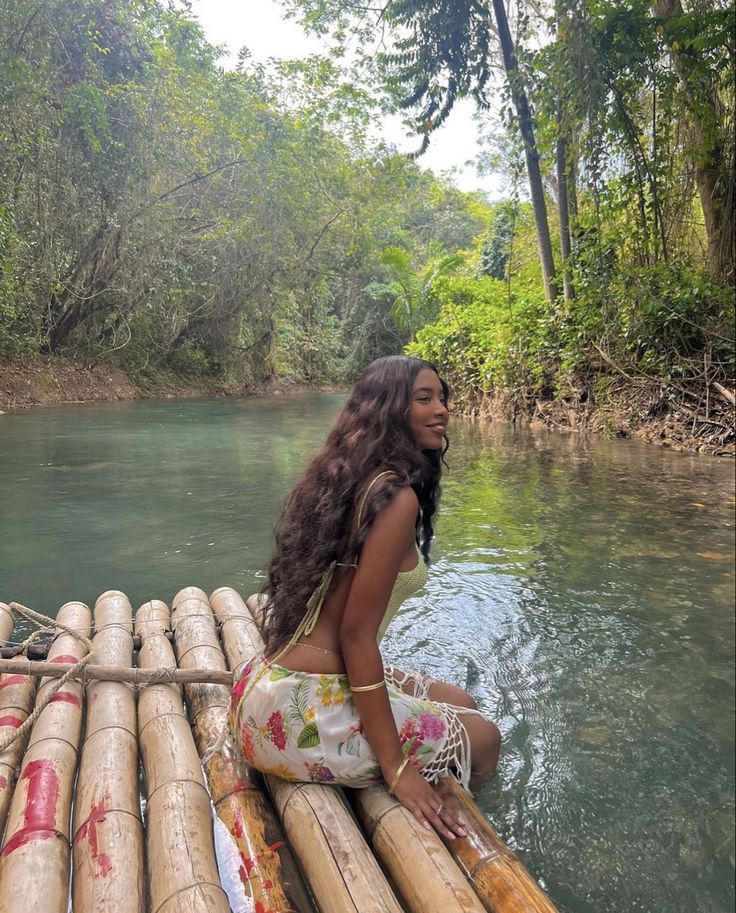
[190,0,501,197]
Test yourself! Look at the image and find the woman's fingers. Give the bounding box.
[424,796,467,840]
[412,794,464,840]
[395,769,467,839]
[438,802,466,838]
[426,803,457,840]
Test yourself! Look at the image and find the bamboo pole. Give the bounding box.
[0,642,52,660]
[347,785,488,913]
[0,603,37,835]
[0,657,233,686]
[0,601,91,913]
[434,777,559,913]
[210,586,404,913]
[171,586,314,913]
[72,590,146,912]
[136,599,230,913]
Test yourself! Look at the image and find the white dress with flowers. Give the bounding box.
[228,656,473,788]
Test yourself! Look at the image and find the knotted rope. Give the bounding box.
[0,602,94,754]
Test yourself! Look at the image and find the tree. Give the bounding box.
[365,246,464,342]
[281,0,559,302]
[653,0,734,284]
[479,202,516,280]
[0,1,488,381]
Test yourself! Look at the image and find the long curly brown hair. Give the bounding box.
[260,355,449,654]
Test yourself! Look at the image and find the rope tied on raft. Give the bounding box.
[9,602,94,652]
[0,602,95,754]
[0,656,93,754]
[0,602,238,753]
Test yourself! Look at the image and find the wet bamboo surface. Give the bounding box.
[348,784,487,913]
[0,602,36,836]
[434,777,560,913]
[0,589,560,913]
[136,599,230,913]
[72,591,145,913]
[0,601,91,913]
[170,586,314,913]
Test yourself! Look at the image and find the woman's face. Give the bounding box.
[407,368,449,450]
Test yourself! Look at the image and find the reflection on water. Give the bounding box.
[1,396,734,913]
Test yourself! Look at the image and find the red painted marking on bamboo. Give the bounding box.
[50,654,79,664]
[231,809,244,838]
[0,715,23,729]
[1,759,60,855]
[0,775,7,789]
[50,691,81,707]
[237,839,285,889]
[0,675,27,690]
[74,794,113,876]
[255,903,278,913]
[238,861,251,889]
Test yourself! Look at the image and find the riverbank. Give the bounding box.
[1,357,733,456]
[0,358,303,412]
[463,373,735,456]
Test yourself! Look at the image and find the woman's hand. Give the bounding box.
[388,762,466,840]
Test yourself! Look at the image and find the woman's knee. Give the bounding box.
[428,679,479,711]
[468,718,501,780]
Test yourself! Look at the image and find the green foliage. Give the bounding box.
[479,202,517,281]
[410,196,734,408]
[0,203,33,358]
[0,0,485,386]
[365,245,464,342]
[408,274,548,397]
[2,0,733,417]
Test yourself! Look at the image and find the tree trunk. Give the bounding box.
[44,227,124,353]
[556,125,574,301]
[653,0,734,284]
[491,0,558,302]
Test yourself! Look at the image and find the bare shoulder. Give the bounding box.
[370,481,418,529]
[387,484,419,514]
[360,481,417,557]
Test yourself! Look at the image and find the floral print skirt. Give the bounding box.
[228,654,473,790]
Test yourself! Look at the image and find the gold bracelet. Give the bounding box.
[349,679,386,692]
[388,756,411,795]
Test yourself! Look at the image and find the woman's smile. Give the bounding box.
[409,368,450,450]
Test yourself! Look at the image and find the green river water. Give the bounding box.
[0,394,734,913]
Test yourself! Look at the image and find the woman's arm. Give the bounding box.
[339,485,464,839]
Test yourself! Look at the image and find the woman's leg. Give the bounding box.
[390,669,501,789]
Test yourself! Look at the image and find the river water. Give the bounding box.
[1,394,733,913]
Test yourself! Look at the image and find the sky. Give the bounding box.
[190,0,501,197]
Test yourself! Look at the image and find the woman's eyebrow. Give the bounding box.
[413,386,441,394]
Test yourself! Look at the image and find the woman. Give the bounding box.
[229,355,501,839]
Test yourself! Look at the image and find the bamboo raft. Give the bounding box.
[0,591,559,913]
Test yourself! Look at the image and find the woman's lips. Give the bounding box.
[428,424,446,435]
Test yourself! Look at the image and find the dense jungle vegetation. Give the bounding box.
[1,1,734,449]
